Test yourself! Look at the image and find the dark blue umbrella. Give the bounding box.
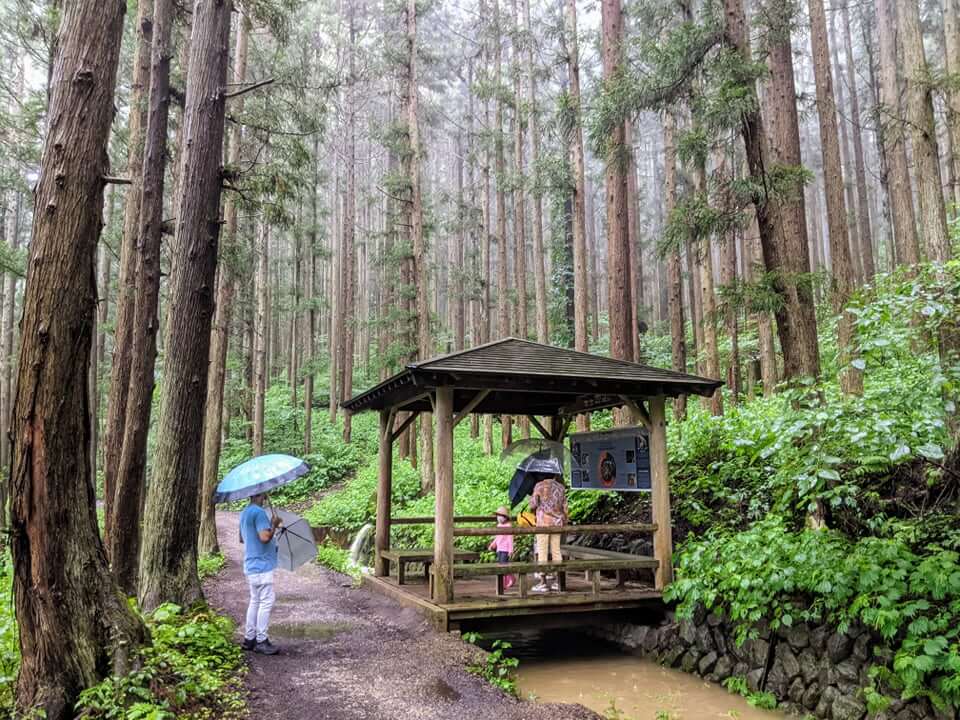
[508,453,563,507]
[213,454,309,503]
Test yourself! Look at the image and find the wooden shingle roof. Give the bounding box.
[342,338,723,415]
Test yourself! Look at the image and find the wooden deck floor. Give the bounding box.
[362,570,665,631]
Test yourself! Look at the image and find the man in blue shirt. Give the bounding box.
[240,493,282,654]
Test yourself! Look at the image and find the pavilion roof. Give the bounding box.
[342,338,722,416]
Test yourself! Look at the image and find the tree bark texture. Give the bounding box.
[809,0,863,395]
[840,0,876,278]
[602,0,632,366]
[408,0,434,491]
[757,16,821,380]
[897,0,950,262]
[109,0,176,593]
[9,3,146,716]
[875,0,920,267]
[663,114,687,419]
[525,0,548,343]
[103,0,153,546]
[199,10,249,556]
[139,0,232,612]
[564,0,589,357]
[254,218,269,456]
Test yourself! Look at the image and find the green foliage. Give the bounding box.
[669,519,960,710]
[0,559,17,716]
[197,553,225,581]
[665,267,957,536]
[315,541,360,580]
[462,633,520,696]
[723,675,778,709]
[219,385,378,508]
[76,604,246,720]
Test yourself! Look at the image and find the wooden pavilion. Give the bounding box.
[341,338,722,630]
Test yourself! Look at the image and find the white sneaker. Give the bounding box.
[531,583,549,593]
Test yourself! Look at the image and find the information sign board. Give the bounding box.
[568,426,651,492]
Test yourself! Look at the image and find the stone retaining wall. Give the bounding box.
[590,609,957,720]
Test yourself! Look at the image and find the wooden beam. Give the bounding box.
[649,395,673,589]
[453,389,491,427]
[619,395,651,429]
[527,415,551,439]
[390,515,498,525]
[397,392,431,409]
[390,410,420,442]
[433,386,455,603]
[375,409,394,577]
[454,522,657,537]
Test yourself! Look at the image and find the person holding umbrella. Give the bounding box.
[529,472,568,593]
[240,493,282,654]
[213,453,313,656]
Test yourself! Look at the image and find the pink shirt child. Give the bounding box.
[489,527,514,555]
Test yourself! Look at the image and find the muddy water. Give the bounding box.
[490,631,784,720]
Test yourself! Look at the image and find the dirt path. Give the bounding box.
[204,512,600,720]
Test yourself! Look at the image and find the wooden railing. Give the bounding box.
[390,515,497,525]
[453,522,656,537]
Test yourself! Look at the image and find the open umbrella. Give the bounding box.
[273,509,318,572]
[213,454,309,503]
[508,452,563,507]
[501,438,582,480]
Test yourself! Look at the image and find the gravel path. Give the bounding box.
[204,512,600,720]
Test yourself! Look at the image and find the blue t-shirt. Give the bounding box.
[240,504,277,575]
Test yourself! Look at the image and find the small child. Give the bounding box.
[488,506,515,590]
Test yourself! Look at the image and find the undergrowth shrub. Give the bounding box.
[0,559,16,716]
[76,603,246,720]
[667,517,960,711]
[218,385,377,507]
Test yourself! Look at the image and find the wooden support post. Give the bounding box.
[649,395,673,588]
[433,386,455,603]
[375,409,395,577]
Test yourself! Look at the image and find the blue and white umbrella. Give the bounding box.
[213,454,310,503]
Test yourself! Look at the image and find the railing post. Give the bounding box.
[649,395,673,588]
[375,409,393,577]
[433,387,455,603]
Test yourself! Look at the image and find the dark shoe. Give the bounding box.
[254,639,280,655]
[241,637,256,651]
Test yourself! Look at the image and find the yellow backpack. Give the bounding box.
[516,510,536,527]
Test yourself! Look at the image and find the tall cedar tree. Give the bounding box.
[109,0,176,594]
[898,0,950,262]
[139,0,232,611]
[200,11,250,555]
[759,7,820,380]
[808,0,863,394]
[663,113,687,419]
[944,0,960,206]
[408,0,434,490]
[103,0,152,546]
[9,2,146,716]
[875,0,920,266]
[525,0,549,343]
[601,0,632,367]
[839,1,875,278]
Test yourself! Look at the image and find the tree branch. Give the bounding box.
[224,77,275,100]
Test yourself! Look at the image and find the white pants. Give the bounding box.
[244,571,275,643]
